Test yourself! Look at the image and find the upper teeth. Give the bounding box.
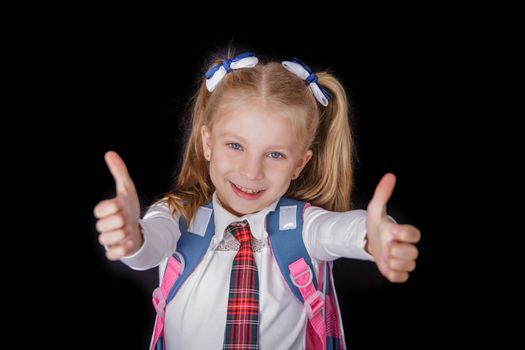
[234,183,261,194]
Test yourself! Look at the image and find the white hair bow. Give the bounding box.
[282,58,331,106]
[205,52,259,92]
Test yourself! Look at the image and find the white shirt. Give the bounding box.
[122,193,374,350]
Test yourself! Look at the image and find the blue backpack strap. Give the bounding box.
[267,196,317,303]
[165,201,215,304]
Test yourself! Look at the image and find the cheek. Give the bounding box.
[208,160,226,189]
[266,162,295,182]
[210,149,234,174]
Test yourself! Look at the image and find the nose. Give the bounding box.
[240,156,264,181]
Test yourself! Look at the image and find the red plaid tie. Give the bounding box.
[223,221,260,349]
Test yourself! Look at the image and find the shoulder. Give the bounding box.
[304,205,367,222]
[274,196,309,215]
[143,197,179,222]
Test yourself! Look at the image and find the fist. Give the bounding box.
[366,173,421,283]
[94,151,143,261]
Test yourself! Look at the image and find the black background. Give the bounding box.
[23,11,483,349]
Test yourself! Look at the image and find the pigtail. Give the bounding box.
[166,75,215,224]
[287,73,354,212]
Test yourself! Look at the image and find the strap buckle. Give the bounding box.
[289,266,313,288]
[152,288,166,318]
[304,290,325,319]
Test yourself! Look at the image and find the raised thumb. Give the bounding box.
[368,173,396,219]
[104,151,133,195]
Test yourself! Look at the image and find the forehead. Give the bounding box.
[212,97,309,147]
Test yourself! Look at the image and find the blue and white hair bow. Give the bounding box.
[205,52,259,92]
[282,58,332,106]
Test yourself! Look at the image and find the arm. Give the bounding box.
[303,207,374,262]
[121,203,181,270]
[303,173,421,283]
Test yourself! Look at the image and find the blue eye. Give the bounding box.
[268,151,284,159]
[228,143,242,150]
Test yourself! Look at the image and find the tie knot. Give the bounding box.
[227,220,253,244]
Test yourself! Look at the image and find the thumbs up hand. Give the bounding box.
[365,173,421,283]
[94,151,143,261]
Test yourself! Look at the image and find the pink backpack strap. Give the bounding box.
[150,254,185,350]
[289,258,327,350]
[148,202,215,349]
[323,261,346,349]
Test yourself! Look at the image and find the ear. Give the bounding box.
[292,150,313,179]
[201,125,212,161]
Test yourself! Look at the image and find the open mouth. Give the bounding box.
[230,182,265,199]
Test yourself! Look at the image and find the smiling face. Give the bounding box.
[201,98,313,216]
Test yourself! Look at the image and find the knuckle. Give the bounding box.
[94,201,109,218]
[106,246,123,261]
[105,249,117,261]
[398,273,409,283]
[389,259,401,270]
[116,229,126,241]
[390,245,399,257]
[101,230,126,246]
[118,214,127,227]
[121,240,132,255]
[123,225,133,236]
[113,214,125,228]
[94,201,108,218]
[391,259,416,272]
[389,260,397,270]
[411,246,419,259]
[95,220,104,233]
[113,199,122,211]
[388,272,397,281]
[389,272,408,283]
[98,233,107,245]
[124,241,132,254]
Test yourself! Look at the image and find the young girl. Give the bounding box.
[94,52,420,350]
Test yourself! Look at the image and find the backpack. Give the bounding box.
[150,197,346,350]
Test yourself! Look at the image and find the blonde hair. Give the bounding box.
[166,55,355,224]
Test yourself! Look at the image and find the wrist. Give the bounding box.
[125,223,144,256]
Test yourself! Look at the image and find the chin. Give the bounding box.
[230,202,264,216]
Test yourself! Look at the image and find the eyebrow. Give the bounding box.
[219,132,292,151]
[220,132,248,143]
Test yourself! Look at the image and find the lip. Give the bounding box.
[230,181,266,200]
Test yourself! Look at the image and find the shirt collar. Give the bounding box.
[212,192,279,242]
